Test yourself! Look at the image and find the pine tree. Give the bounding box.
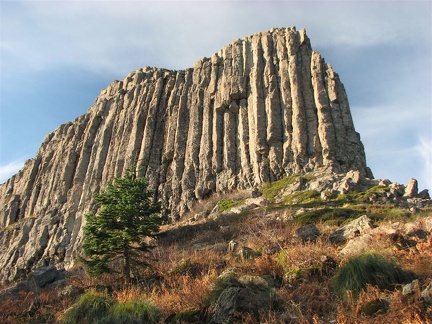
[81,168,161,282]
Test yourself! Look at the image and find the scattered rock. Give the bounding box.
[417,189,430,199]
[404,179,418,198]
[329,215,374,244]
[27,266,65,291]
[389,183,405,197]
[336,170,363,194]
[229,197,268,214]
[244,197,268,207]
[379,179,392,186]
[338,234,373,258]
[237,247,259,260]
[402,279,419,296]
[295,224,321,242]
[208,274,274,324]
[227,240,238,252]
[0,266,66,301]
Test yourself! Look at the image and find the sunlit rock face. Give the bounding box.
[0,27,369,282]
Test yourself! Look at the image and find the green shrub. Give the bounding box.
[332,252,416,300]
[62,291,114,324]
[97,299,160,324]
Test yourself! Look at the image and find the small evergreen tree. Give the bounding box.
[81,168,161,282]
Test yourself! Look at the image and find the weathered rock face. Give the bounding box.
[0,27,369,282]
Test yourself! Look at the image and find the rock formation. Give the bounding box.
[0,27,370,282]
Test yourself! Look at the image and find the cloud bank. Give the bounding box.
[1,1,431,189]
[0,160,26,184]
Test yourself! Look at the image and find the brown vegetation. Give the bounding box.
[1,189,431,323]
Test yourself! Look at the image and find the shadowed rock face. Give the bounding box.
[0,27,368,281]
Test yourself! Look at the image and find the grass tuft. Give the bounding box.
[62,291,114,324]
[332,252,416,300]
[97,299,159,324]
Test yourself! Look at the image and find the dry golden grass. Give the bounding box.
[1,191,431,323]
[0,289,75,324]
[149,271,216,317]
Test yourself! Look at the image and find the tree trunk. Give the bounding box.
[124,249,131,283]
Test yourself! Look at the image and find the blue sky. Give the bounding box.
[1,1,431,191]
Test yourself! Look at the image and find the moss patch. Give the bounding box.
[294,207,363,225]
[283,190,321,205]
[262,175,299,200]
[217,199,244,213]
[337,185,389,203]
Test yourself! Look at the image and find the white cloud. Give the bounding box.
[0,0,430,189]
[2,1,430,76]
[351,99,431,189]
[0,160,26,184]
[313,1,431,48]
[415,134,432,190]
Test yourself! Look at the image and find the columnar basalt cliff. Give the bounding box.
[0,27,369,281]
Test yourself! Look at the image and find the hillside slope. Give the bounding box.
[0,27,371,282]
[1,174,431,323]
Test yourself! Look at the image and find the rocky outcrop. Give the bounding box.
[0,27,369,282]
[208,270,275,323]
[0,266,66,301]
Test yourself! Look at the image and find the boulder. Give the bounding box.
[330,215,374,244]
[27,266,65,291]
[0,266,66,301]
[417,189,430,199]
[338,234,373,258]
[402,279,419,296]
[295,224,321,242]
[209,274,273,323]
[404,179,418,197]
